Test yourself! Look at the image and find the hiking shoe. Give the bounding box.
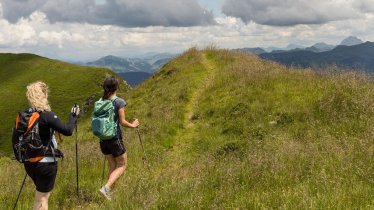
[99,185,112,200]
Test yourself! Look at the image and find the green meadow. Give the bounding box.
[0,48,373,209]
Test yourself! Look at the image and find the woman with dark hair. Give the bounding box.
[98,76,139,200]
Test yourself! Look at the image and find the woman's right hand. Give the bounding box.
[132,118,140,128]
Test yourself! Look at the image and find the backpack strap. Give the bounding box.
[111,96,119,118]
[110,96,119,115]
[44,126,64,162]
[110,95,118,102]
[46,129,56,162]
[111,96,119,137]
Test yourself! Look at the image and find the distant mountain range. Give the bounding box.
[81,36,369,86]
[237,36,364,55]
[235,47,267,55]
[235,36,374,72]
[304,42,335,53]
[85,53,176,86]
[87,55,154,73]
[260,41,374,72]
[87,53,175,73]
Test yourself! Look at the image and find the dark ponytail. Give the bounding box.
[103,76,119,99]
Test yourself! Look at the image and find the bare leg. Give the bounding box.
[105,152,127,189]
[33,191,51,210]
[106,155,116,178]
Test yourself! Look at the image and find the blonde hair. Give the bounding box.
[26,81,51,112]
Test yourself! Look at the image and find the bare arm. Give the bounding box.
[118,107,139,128]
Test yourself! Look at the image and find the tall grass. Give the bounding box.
[0,49,373,209]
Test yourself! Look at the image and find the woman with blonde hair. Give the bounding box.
[22,81,79,210]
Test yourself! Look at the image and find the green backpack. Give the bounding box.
[92,96,118,140]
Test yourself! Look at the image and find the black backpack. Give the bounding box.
[12,108,63,163]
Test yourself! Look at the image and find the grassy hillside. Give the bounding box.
[0,53,129,155]
[0,49,373,209]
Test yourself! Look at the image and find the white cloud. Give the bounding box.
[0,2,3,18]
[1,0,216,27]
[39,30,86,48]
[0,1,374,61]
[354,0,374,13]
[222,0,372,26]
[0,15,37,47]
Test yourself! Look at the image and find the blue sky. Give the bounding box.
[0,0,374,61]
[198,0,224,15]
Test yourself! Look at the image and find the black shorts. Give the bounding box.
[100,138,126,157]
[24,162,57,193]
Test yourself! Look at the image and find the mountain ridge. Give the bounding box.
[86,54,176,86]
[260,41,374,71]
[0,49,372,209]
[235,36,364,55]
[86,54,176,74]
[87,55,154,73]
[340,36,363,46]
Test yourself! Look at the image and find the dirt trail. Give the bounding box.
[167,52,217,169]
[184,52,216,128]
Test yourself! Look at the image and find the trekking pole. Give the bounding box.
[100,156,106,187]
[74,103,79,197]
[136,128,148,162]
[13,173,27,210]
